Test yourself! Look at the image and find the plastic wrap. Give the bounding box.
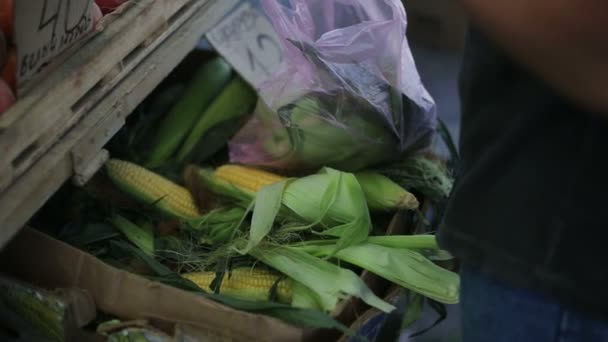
[229,0,437,172]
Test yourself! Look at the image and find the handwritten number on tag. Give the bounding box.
[208,3,283,87]
[21,0,94,78]
[246,34,282,76]
[257,33,282,63]
[39,0,61,36]
[62,0,92,47]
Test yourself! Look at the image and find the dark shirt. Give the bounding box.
[438,27,608,318]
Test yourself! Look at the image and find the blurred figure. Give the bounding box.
[438,2,608,342]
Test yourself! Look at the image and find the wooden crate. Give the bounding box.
[1,0,187,191]
[0,0,240,248]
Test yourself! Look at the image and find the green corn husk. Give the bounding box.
[188,207,248,244]
[190,167,372,255]
[146,57,232,169]
[367,235,439,250]
[290,234,440,251]
[293,242,460,304]
[260,92,398,172]
[177,76,257,165]
[0,278,69,342]
[354,172,419,211]
[98,320,172,342]
[291,281,324,311]
[109,215,155,256]
[267,168,371,255]
[378,155,454,203]
[248,244,395,313]
[115,241,354,335]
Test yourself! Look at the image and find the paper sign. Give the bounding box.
[14,0,95,83]
[207,2,283,88]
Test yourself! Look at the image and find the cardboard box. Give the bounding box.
[404,0,468,50]
[0,228,304,341]
[0,212,411,341]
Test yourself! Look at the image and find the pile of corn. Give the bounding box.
[78,55,458,324]
[103,157,458,312]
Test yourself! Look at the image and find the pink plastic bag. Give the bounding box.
[229,0,436,172]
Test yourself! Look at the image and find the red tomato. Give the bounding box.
[0,30,7,71]
[2,47,15,92]
[95,0,128,14]
[0,0,13,41]
[0,78,15,115]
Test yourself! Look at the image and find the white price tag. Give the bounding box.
[14,0,95,83]
[207,2,283,88]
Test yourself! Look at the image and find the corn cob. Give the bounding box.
[176,76,257,164]
[0,279,66,342]
[109,215,154,256]
[183,268,293,303]
[354,172,419,210]
[146,57,232,169]
[209,164,417,211]
[105,159,199,219]
[214,164,286,195]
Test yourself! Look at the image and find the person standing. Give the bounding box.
[438,2,608,341]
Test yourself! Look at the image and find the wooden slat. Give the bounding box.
[0,0,194,192]
[0,0,240,249]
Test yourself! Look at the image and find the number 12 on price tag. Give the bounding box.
[207,2,283,89]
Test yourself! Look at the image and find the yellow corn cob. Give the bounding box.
[105,159,200,219]
[183,268,293,303]
[214,165,286,194]
[213,164,417,211]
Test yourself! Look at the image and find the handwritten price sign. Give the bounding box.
[14,0,95,83]
[207,2,283,88]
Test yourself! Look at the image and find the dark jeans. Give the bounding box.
[461,265,608,342]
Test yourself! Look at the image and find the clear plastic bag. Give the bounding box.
[229,0,437,172]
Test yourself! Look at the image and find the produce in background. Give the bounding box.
[105,159,200,219]
[183,268,293,304]
[0,278,66,341]
[0,276,96,342]
[176,76,257,165]
[98,320,173,342]
[146,57,232,169]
